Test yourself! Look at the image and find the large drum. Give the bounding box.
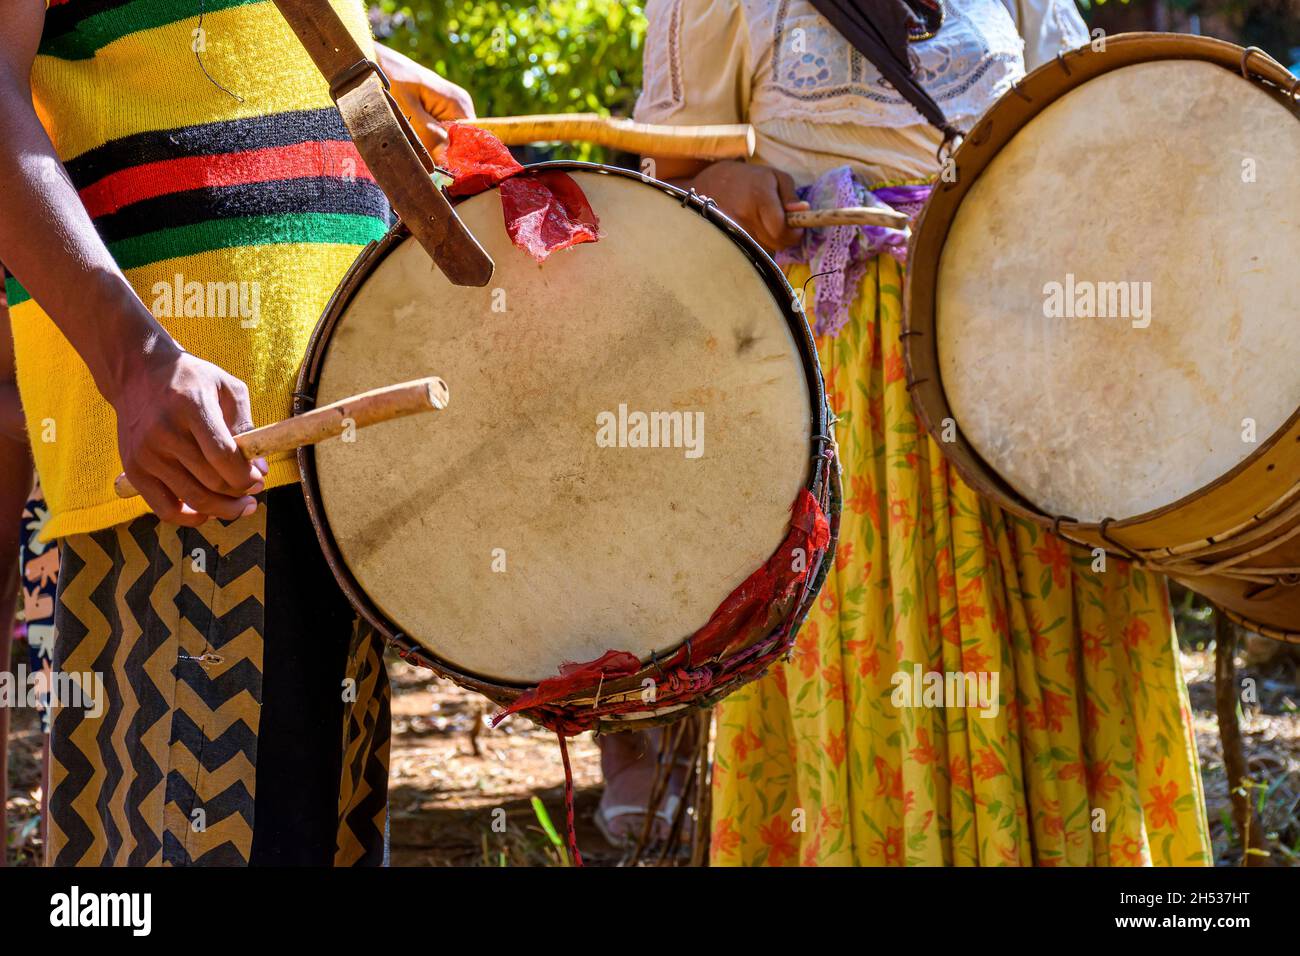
[907,34,1300,642]
[296,163,839,730]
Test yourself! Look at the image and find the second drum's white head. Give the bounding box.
[312,170,812,684]
[937,60,1300,522]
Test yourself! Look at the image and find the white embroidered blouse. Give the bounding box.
[634,0,1089,185]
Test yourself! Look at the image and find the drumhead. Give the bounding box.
[935,58,1300,523]
[307,167,814,684]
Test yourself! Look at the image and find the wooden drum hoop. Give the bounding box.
[905,33,1300,643]
[295,162,842,728]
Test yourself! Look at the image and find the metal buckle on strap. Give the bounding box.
[329,58,391,100]
[330,58,436,175]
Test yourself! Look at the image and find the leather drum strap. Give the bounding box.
[805,0,962,141]
[271,0,493,287]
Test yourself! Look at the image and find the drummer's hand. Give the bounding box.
[376,43,475,163]
[108,343,266,527]
[688,160,807,254]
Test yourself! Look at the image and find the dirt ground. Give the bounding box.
[6,641,1298,867]
[1182,642,1299,866]
[384,660,623,866]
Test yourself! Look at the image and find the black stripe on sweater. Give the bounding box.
[92,176,390,245]
[64,108,351,191]
[42,0,139,43]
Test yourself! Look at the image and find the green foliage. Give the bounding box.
[529,795,571,866]
[372,1,647,161]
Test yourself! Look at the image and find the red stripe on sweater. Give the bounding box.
[78,140,374,219]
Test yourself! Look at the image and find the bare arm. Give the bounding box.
[0,1,263,525]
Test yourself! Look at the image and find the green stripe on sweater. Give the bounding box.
[4,212,387,307]
[40,0,260,60]
[4,276,31,308]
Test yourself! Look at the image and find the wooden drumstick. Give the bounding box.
[113,377,449,500]
[786,206,911,229]
[464,115,755,160]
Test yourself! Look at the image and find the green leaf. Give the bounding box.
[374,1,649,163]
[530,795,570,866]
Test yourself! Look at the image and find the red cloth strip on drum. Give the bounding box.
[492,489,830,733]
[496,650,641,716]
[490,489,830,866]
[688,489,831,661]
[444,124,601,261]
[499,170,600,261]
[445,123,525,195]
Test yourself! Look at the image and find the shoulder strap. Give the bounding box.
[271,0,493,287]
[805,0,963,139]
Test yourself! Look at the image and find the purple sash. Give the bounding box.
[777,166,932,337]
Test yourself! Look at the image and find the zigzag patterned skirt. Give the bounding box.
[48,487,390,866]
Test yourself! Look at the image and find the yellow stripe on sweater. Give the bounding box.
[13,241,371,541]
[32,0,375,162]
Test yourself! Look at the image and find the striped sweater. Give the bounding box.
[7,0,391,540]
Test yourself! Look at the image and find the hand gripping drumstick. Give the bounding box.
[465,115,756,160]
[786,206,911,229]
[113,377,449,500]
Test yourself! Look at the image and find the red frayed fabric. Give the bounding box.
[443,124,600,260]
[444,123,522,196]
[685,490,830,662]
[492,490,830,727]
[489,491,828,870]
[499,171,600,261]
[493,650,640,724]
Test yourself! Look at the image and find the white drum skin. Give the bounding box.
[311,171,813,683]
[937,60,1300,523]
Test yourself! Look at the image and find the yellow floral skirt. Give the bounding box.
[710,257,1210,866]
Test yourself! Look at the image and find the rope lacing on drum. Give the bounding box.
[935,128,963,167]
[1219,606,1300,647]
[680,187,716,215]
[813,433,839,469]
[1094,518,1142,565]
[1149,516,1300,582]
[1049,479,1300,585]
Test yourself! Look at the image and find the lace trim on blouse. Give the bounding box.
[639,0,687,115]
[756,0,1024,127]
[637,0,1029,129]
